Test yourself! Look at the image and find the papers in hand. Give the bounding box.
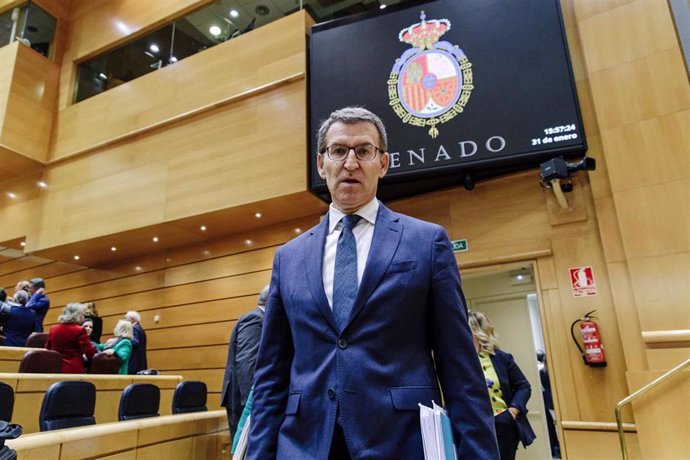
[233,414,250,460]
[419,401,457,460]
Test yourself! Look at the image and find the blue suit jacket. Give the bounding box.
[247,203,498,459]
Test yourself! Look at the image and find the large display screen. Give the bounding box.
[309,0,586,200]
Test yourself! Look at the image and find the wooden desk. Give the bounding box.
[0,373,183,433]
[6,410,230,460]
[0,346,31,372]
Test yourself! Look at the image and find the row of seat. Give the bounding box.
[0,380,207,432]
[18,349,120,374]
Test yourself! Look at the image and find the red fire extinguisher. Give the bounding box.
[570,310,607,367]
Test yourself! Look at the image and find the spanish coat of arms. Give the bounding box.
[388,11,473,138]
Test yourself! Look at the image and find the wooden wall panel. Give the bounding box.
[614,180,689,259]
[577,0,678,72]
[628,253,690,331]
[628,370,690,459]
[66,0,209,62]
[601,110,690,193]
[35,81,308,252]
[562,429,640,460]
[53,11,308,159]
[1,43,59,163]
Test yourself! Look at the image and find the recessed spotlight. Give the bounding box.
[98,72,108,80]
[255,5,269,16]
[7,192,17,199]
[200,225,207,231]
[380,4,387,9]
[150,44,159,53]
[169,56,178,63]
[134,266,142,271]
[203,250,211,256]
[245,239,253,245]
[165,258,171,262]
[230,9,239,18]
[209,25,222,36]
[111,247,117,252]
[20,241,26,247]
[152,236,159,242]
[294,228,302,234]
[37,181,48,188]
[74,255,80,260]
[255,212,262,219]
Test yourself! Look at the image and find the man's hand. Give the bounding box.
[508,407,520,420]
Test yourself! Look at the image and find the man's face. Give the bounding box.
[317,121,389,214]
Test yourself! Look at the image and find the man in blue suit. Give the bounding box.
[247,107,499,459]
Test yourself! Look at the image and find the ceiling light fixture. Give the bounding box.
[7,192,17,199]
[380,4,387,9]
[255,212,262,219]
[294,228,302,234]
[209,25,222,36]
[152,236,159,242]
[149,44,159,53]
[98,73,108,80]
[200,225,207,231]
[230,9,239,18]
[134,266,142,271]
[20,241,26,247]
[37,181,48,188]
[245,239,253,245]
[74,255,80,260]
[111,247,117,252]
[169,56,178,63]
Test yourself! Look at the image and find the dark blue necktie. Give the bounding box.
[333,214,361,330]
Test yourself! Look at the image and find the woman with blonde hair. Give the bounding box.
[468,311,536,460]
[96,320,133,375]
[46,303,96,373]
[83,301,103,342]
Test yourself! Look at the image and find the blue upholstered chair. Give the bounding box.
[0,382,13,423]
[171,381,207,414]
[118,383,160,421]
[39,381,96,431]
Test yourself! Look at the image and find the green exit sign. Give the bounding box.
[451,239,468,252]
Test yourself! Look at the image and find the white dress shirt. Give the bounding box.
[322,198,379,310]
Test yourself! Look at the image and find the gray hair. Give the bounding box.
[468,311,500,355]
[125,311,141,323]
[113,319,134,340]
[257,285,270,307]
[316,107,388,154]
[59,302,87,324]
[13,290,29,305]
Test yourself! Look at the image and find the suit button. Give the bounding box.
[337,338,347,349]
[328,388,335,400]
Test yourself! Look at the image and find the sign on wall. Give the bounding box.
[569,266,597,297]
[309,0,586,201]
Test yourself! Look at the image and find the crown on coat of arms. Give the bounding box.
[398,11,451,51]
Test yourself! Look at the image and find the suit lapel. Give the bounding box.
[347,204,402,327]
[303,215,339,331]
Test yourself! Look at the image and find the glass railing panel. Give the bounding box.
[0,2,56,58]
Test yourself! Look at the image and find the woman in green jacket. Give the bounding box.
[96,319,134,375]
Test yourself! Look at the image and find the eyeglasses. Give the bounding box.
[322,143,383,162]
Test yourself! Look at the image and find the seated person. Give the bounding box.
[46,303,96,373]
[0,289,36,347]
[95,320,134,375]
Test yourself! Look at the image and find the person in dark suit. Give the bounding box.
[220,285,269,438]
[45,303,96,373]
[247,107,498,459]
[125,311,147,373]
[26,278,50,332]
[469,311,536,460]
[0,290,35,347]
